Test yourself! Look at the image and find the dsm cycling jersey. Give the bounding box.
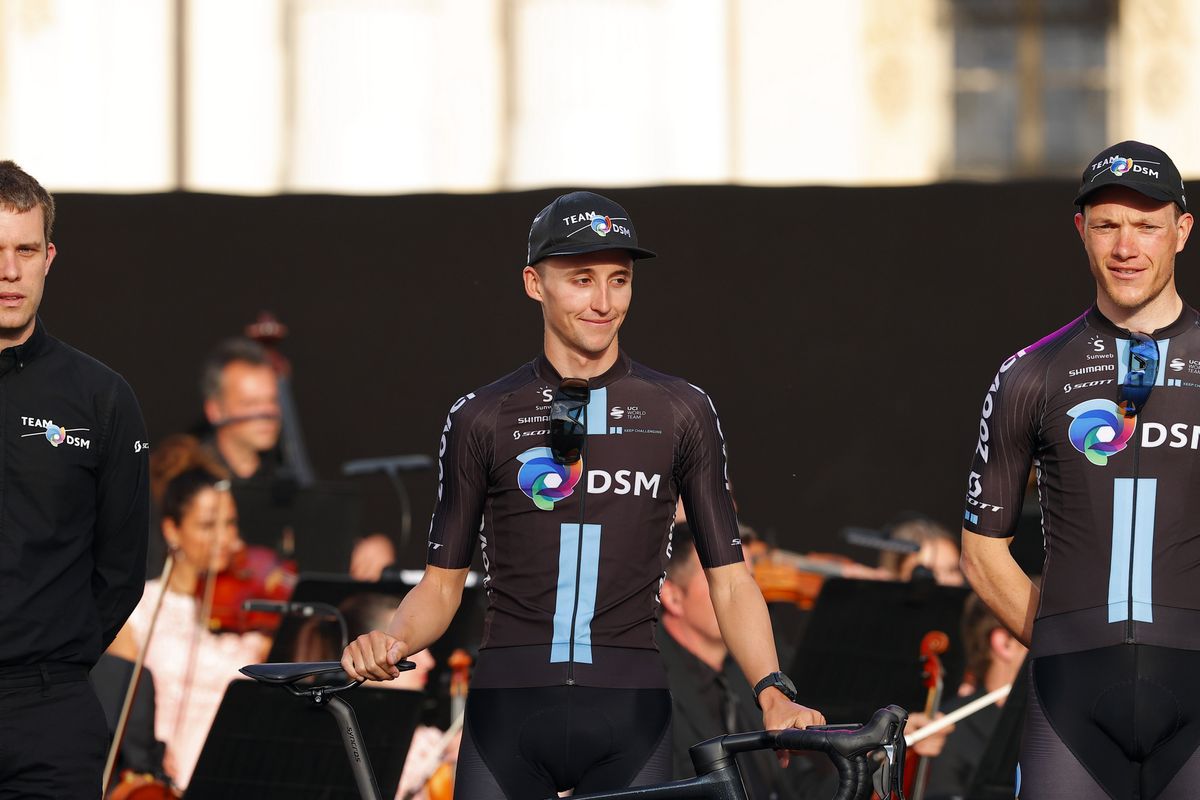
[427,351,743,689]
[964,304,1200,658]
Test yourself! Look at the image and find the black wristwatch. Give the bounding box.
[752,671,798,708]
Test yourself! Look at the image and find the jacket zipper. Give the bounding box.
[1126,418,1141,644]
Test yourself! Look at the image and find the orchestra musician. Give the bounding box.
[199,336,395,579]
[107,440,271,792]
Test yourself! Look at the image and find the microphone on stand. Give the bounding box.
[341,455,434,549]
[840,527,922,554]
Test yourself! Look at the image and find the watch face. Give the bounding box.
[778,672,798,698]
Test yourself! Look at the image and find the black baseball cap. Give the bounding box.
[1075,140,1187,211]
[527,191,657,265]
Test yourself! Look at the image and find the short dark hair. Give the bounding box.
[666,523,698,584]
[200,337,272,400]
[0,161,55,243]
[161,467,227,525]
[961,592,1001,685]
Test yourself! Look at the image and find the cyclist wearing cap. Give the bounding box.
[961,141,1200,799]
[341,191,823,799]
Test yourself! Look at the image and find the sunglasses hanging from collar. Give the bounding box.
[1119,332,1159,418]
[550,378,589,464]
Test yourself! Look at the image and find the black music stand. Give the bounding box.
[232,480,363,573]
[184,680,421,800]
[788,578,970,724]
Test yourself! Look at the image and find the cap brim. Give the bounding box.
[534,242,657,262]
[1075,180,1178,207]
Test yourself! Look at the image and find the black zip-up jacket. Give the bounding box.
[0,320,149,668]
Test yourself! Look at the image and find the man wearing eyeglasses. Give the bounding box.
[960,141,1200,800]
[342,191,824,799]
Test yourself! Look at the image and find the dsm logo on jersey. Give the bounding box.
[516,446,662,511]
[517,447,583,511]
[1066,399,1135,466]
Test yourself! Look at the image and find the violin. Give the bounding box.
[745,540,888,609]
[909,630,949,800]
[411,648,472,800]
[195,544,298,635]
[107,770,181,800]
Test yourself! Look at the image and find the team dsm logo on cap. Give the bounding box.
[564,212,632,240]
[1094,155,1160,180]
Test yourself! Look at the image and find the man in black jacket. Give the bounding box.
[0,161,150,799]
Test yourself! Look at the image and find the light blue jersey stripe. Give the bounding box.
[1131,480,1157,622]
[573,524,602,663]
[550,523,603,663]
[587,387,608,435]
[1108,479,1134,623]
[551,523,580,662]
[1108,478,1157,623]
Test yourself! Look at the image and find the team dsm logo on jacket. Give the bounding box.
[516,446,661,511]
[20,417,91,449]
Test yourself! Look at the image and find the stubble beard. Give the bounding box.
[1094,259,1175,314]
[0,306,36,341]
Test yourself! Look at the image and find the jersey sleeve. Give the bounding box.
[963,351,1043,538]
[676,384,744,569]
[426,393,490,569]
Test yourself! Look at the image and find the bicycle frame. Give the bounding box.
[241,661,908,800]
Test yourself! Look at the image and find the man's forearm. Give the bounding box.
[706,563,781,688]
[385,566,468,654]
[960,530,1038,647]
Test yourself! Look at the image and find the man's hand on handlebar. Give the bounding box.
[759,689,827,767]
[340,630,409,681]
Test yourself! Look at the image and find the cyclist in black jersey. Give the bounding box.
[961,141,1200,799]
[341,191,824,799]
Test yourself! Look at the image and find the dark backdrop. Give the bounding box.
[42,182,1134,565]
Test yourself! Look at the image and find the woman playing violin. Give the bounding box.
[108,449,272,791]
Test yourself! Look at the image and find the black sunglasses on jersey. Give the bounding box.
[1119,332,1159,417]
[550,378,589,464]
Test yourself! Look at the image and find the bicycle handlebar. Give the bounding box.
[570,705,909,800]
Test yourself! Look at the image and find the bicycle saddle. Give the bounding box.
[241,661,350,685]
[241,659,417,687]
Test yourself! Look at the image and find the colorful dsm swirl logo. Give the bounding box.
[45,425,68,446]
[591,215,613,236]
[1110,157,1134,176]
[1067,399,1136,466]
[517,446,583,510]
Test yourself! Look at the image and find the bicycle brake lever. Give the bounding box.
[889,717,907,800]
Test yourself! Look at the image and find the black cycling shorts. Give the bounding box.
[454,685,672,800]
[1020,644,1200,799]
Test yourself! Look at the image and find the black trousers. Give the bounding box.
[0,664,108,800]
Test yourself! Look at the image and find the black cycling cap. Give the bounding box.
[1075,140,1187,212]
[527,191,657,266]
